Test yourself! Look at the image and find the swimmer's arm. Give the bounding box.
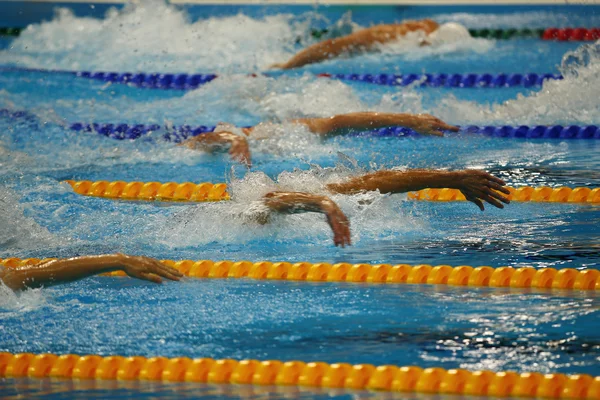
[181,131,251,167]
[293,112,459,137]
[272,20,438,70]
[327,169,511,211]
[272,25,403,70]
[263,192,351,247]
[0,254,182,291]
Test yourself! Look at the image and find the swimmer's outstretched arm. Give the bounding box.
[293,112,459,137]
[0,254,183,291]
[263,192,351,247]
[327,169,510,211]
[181,131,251,167]
[272,19,438,69]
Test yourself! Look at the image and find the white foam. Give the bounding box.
[0,1,511,73]
[0,0,309,72]
[374,29,494,60]
[156,163,424,248]
[0,187,57,253]
[0,282,47,312]
[419,41,600,125]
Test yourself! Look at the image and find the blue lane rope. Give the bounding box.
[2,110,598,140]
[1,67,562,89]
[69,122,599,141]
[318,72,563,88]
[2,110,599,141]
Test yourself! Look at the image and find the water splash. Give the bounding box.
[0,1,310,72]
[0,0,505,73]
[368,41,600,126]
[156,163,424,248]
[0,282,47,311]
[376,31,494,60]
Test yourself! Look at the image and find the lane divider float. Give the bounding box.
[1,67,563,89]
[319,72,562,87]
[3,26,598,41]
[64,179,600,205]
[66,121,600,142]
[1,351,599,398]
[542,27,600,41]
[2,257,599,290]
[64,180,230,202]
[409,186,600,204]
[311,27,600,41]
[0,27,22,36]
[3,110,599,141]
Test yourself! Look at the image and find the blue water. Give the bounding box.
[1,2,600,398]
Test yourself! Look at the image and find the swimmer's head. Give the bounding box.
[427,22,471,46]
[420,19,439,34]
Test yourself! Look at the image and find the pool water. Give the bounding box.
[1,1,599,399]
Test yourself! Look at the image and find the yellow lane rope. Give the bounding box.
[65,180,600,204]
[0,352,598,398]
[64,180,230,202]
[2,258,598,290]
[408,186,600,203]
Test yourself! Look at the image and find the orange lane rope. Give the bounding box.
[2,258,598,291]
[1,352,599,398]
[65,180,600,204]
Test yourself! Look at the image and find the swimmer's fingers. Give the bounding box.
[482,186,510,205]
[487,180,511,195]
[468,187,508,209]
[333,221,351,247]
[326,208,351,247]
[335,218,351,247]
[480,193,505,209]
[229,138,252,167]
[439,122,460,132]
[147,258,183,281]
[140,272,163,284]
[121,255,182,282]
[483,172,508,187]
[412,126,444,137]
[464,194,485,211]
[427,116,459,132]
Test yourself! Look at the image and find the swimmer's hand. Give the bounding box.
[411,114,459,137]
[0,253,183,291]
[322,198,352,247]
[326,168,508,212]
[180,131,252,167]
[229,136,252,167]
[263,192,351,247]
[269,62,288,69]
[453,170,511,211]
[116,253,183,283]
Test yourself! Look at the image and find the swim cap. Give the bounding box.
[427,22,471,46]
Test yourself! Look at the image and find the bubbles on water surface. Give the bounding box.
[0,187,57,253]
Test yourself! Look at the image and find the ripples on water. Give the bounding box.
[0,0,599,382]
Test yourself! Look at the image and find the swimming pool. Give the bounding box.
[1,1,599,398]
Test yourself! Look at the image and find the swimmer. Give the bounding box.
[0,253,182,291]
[182,112,459,166]
[272,20,471,69]
[259,169,510,247]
